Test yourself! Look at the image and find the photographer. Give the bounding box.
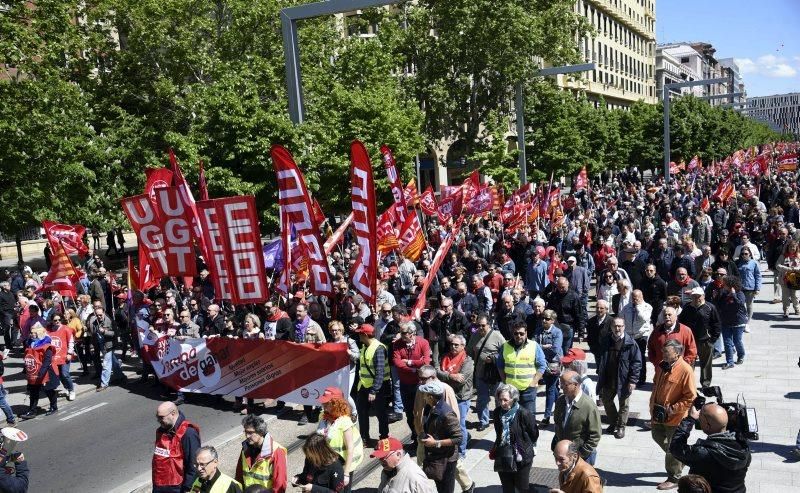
[669,403,751,493]
[0,451,29,493]
[89,306,124,391]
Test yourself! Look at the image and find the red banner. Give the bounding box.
[778,153,798,172]
[419,186,438,216]
[349,141,379,305]
[42,221,88,256]
[381,145,408,223]
[169,150,206,255]
[144,168,174,204]
[196,196,268,305]
[271,145,334,298]
[412,218,463,319]
[139,335,350,404]
[121,194,167,280]
[152,187,198,276]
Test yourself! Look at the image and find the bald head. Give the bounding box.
[156,401,179,430]
[700,403,729,434]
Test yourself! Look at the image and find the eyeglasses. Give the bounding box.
[194,459,216,469]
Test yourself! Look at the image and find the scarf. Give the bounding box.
[500,402,519,445]
[294,316,310,341]
[713,278,724,289]
[441,350,467,374]
[31,335,52,349]
[675,275,693,287]
[266,309,287,322]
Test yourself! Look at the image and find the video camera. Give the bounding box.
[693,386,758,441]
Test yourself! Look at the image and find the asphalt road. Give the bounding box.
[14,379,244,493]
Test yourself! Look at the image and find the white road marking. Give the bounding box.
[59,402,107,421]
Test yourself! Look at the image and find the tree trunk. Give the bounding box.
[15,232,23,266]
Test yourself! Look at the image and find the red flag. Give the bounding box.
[324,213,354,255]
[168,149,207,258]
[419,186,438,216]
[349,141,379,305]
[437,188,463,224]
[271,145,334,298]
[381,145,408,223]
[398,212,426,262]
[403,179,420,206]
[144,168,174,204]
[311,198,326,228]
[574,167,588,191]
[700,197,710,212]
[376,209,400,254]
[412,218,463,319]
[778,153,798,172]
[711,178,735,204]
[121,194,167,280]
[138,246,160,291]
[440,185,461,199]
[688,156,701,171]
[742,186,758,200]
[465,186,495,215]
[127,255,139,291]
[196,196,269,304]
[39,241,79,297]
[562,195,577,211]
[42,221,88,256]
[151,187,198,276]
[198,160,209,201]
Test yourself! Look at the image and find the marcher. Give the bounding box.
[236,414,287,492]
[596,318,642,439]
[466,313,505,431]
[354,323,391,446]
[373,437,436,493]
[497,322,546,414]
[152,401,201,493]
[418,381,462,493]
[190,446,242,493]
[716,276,749,370]
[491,383,539,493]
[551,440,602,493]
[677,288,721,388]
[551,370,602,466]
[316,387,363,491]
[20,325,60,419]
[293,434,346,493]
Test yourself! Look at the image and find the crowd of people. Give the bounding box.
[1,157,799,493]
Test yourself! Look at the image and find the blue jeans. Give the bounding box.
[475,378,498,426]
[714,336,724,355]
[390,366,403,412]
[721,325,746,365]
[519,386,537,415]
[59,362,74,392]
[543,373,560,419]
[0,385,15,422]
[457,399,469,457]
[585,449,597,466]
[101,350,123,387]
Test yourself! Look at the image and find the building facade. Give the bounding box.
[744,93,800,138]
[558,0,658,109]
[656,42,735,105]
[718,57,746,104]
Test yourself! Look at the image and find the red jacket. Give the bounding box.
[24,343,58,385]
[46,325,73,366]
[483,272,504,304]
[647,323,697,367]
[392,337,432,384]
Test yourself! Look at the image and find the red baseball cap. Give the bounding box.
[317,386,344,404]
[353,324,375,336]
[561,347,586,365]
[370,437,404,458]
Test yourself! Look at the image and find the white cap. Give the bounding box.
[689,287,705,296]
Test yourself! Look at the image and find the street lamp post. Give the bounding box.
[662,76,730,184]
[516,62,595,185]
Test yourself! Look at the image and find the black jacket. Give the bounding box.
[678,302,721,343]
[586,314,614,356]
[423,400,462,463]
[492,405,539,466]
[596,333,642,398]
[640,275,667,323]
[546,289,585,332]
[0,457,29,493]
[298,458,346,493]
[670,417,751,493]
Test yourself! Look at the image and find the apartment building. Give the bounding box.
[744,93,800,138]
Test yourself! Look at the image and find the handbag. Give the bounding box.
[784,271,800,290]
[475,331,500,385]
[493,443,518,473]
[423,456,448,481]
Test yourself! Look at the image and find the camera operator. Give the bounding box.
[669,402,751,493]
[0,450,29,492]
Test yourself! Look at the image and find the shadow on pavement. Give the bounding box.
[750,440,800,463]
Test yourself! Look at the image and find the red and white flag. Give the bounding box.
[574,166,589,191]
[403,179,420,206]
[144,167,174,205]
[39,241,80,297]
[151,186,198,277]
[169,150,207,259]
[376,208,400,254]
[419,186,438,216]
[42,221,88,256]
[398,212,426,262]
[778,153,798,172]
[121,194,168,280]
[381,145,408,223]
[271,145,334,298]
[324,213,354,255]
[465,186,495,215]
[196,196,268,304]
[349,141,379,305]
[412,218,463,319]
[711,177,735,204]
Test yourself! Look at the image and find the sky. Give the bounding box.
[656,0,800,97]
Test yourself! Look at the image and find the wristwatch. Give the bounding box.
[436,440,441,448]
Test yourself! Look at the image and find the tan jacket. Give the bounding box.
[650,358,697,427]
[559,457,603,493]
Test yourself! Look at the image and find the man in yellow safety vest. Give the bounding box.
[235,415,287,492]
[190,446,242,493]
[354,323,391,447]
[498,321,546,414]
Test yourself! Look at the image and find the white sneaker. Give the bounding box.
[744,324,751,333]
[68,391,76,401]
